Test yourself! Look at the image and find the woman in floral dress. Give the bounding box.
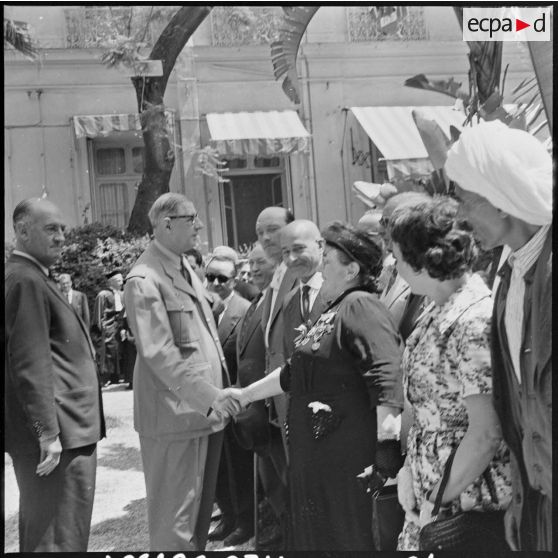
[389,197,512,550]
[227,222,404,550]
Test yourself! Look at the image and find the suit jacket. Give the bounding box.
[380,272,411,328]
[123,241,229,440]
[5,255,105,455]
[491,227,552,537]
[217,292,250,385]
[282,283,330,358]
[260,265,298,427]
[234,294,271,452]
[236,295,266,388]
[70,289,90,330]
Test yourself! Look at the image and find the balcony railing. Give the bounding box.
[347,6,428,42]
[64,6,178,49]
[209,6,283,47]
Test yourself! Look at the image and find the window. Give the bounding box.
[90,139,143,228]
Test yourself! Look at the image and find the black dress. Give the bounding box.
[280,289,403,550]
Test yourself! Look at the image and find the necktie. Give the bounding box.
[180,258,192,285]
[239,291,262,347]
[301,285,311,323]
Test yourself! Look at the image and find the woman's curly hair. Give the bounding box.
[389,197,477,281]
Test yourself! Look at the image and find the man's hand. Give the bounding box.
[212,388,244,419]
[36,435,62,476]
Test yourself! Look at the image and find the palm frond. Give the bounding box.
[270,7,319,104]
[4,18,38,60]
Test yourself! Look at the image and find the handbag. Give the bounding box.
[418,448,508,552]
[371,483,405,550]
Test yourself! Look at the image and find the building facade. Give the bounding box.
[4,6,541,251]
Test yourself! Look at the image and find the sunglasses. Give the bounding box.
[205,273,232,284]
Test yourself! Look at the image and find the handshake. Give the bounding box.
[211,387,251,419]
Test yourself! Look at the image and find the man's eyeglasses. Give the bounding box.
[168,213,198,224]
[206,273,232,284]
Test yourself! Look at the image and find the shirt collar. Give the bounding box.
[222,291,235,305]
[509,224,550,278]
[300,271,323,290]
[12,249,50,276]
[270,261,287,290]
[153,239,182,270]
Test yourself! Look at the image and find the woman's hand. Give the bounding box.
[396,464,416,514]
[419,499,436,527]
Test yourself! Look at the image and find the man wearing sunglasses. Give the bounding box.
[123,193,239,551]
[205,251,255,546]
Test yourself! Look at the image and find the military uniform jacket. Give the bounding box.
[124,241,229,440]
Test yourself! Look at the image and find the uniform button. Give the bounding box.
[533,463,543,473]
[523,348,532,353]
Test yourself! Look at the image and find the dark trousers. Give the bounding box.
[214,424,255,530]
[258,426,289,540]
[11,444,97,552]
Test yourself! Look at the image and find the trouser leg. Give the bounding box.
[12,444,97,552]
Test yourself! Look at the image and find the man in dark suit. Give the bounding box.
[205,251,253,546]
[256,206,297,547]
[58,272,90,329]
[280,220,329,358]
[5,198,105,552]
[234,243,280,548]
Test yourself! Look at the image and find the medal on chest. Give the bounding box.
[294,310,336,350]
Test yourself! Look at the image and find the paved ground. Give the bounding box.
[4,384,259,553]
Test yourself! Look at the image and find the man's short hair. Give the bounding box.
[58,273,71,282]
[207,246,239,273]
[148,193,191,228]
[13,199,38,228]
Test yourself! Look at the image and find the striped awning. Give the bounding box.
[73,111,174,139]
[350,106,465,160]
[206,110,310,156]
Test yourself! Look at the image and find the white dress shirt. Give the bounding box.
[504,225,550,383]
[299,271,324,315]
[264,262,287,347]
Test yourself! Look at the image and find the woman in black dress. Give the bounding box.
[228,222,404,550]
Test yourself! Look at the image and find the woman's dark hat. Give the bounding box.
[322,221,382,275]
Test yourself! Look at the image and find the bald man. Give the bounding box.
[255,206,297,547]
[5,198,105,552]
[280,220,329,357]
[446,121,552,552]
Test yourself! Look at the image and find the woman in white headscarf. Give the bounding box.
[445,120,552,552]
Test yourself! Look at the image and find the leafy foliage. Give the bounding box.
[50,223,150,313]
[4,18,38,60]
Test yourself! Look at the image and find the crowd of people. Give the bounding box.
[4,121,552,552]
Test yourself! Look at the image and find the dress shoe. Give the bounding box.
[207,520,235,541]
[223,525,254,546]
[257,525,282,548]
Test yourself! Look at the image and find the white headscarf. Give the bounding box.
[445,120,552,225]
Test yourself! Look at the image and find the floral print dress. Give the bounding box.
[397,273,512,550]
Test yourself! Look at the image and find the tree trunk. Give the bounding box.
[127,6,212,235]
